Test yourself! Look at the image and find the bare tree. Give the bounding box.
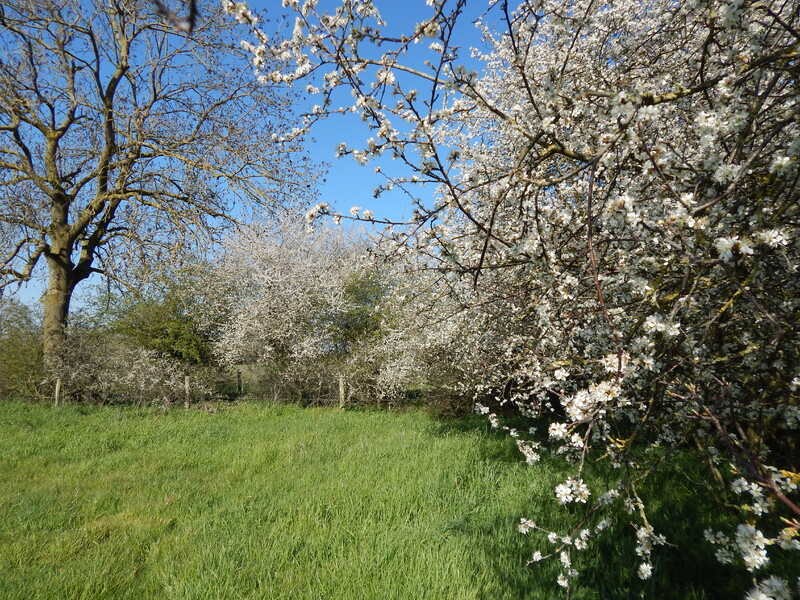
[0,0,315,365]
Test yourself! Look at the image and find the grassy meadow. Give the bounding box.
[0,401,760,599]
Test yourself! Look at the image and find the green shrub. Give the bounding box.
[0,298,42,400]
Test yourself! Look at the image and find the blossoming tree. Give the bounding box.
[230,0,799,595]
[200,214,390,401]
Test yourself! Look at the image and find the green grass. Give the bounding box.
[0,401,780,599]
[0,402,555,599]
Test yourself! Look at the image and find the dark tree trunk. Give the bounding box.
[41,248,77,370]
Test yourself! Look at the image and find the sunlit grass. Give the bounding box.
[0,402,551,599]
[0,401,770,599]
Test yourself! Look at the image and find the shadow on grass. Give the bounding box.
[578,459,751,600]
[439,421,525,467]
[427,412,794,599]
[471,464,755,600]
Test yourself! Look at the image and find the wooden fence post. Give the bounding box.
[54,377,62,407]
[236,370,242,396]
[184,375,191,408]
[338,375,346,409]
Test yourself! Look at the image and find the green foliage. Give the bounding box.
[91,263,214,366]
[109,293,212,365]
[324,269,386,354]
[0,299,42,399]
[308,269,391,402]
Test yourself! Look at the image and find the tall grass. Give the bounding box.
[0,402,763,599]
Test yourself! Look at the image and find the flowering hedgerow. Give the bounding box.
[229,0,799,594]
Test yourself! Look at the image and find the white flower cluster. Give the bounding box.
[554,478,591,504]
[634,524,666,580]
[745,576,793,600]
[221,0,258,25]
[518,517,536,535]
[705,524,772,571]
[562,381,621,421]
[548,422,569,439]
[516,439,541,465]
[304,202,330,227]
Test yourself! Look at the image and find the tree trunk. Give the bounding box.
[41,251,77,370]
